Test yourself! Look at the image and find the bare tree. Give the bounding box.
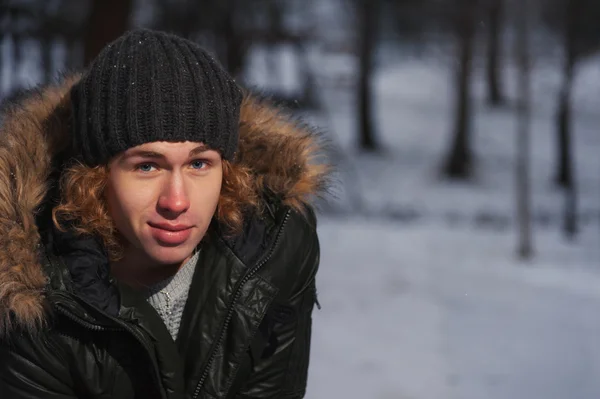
[549,0,600,190]
[41,36,53,84]
[153,0,191,37]
[84,0,133,66]
[152,0,257,81]
[65,38,84,70]
[442,0,478,178]
[558,0,580,238]
[515,0,533,259]
[554,0,578,189]
[541,0,600,238]
[11,33,23,92]
[221,0,245,78]
[357,0,379,151]
[562,164,578,239]
[486,0,505,106]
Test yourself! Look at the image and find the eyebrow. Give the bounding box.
[124,145,210,160]
[188,145,210,157]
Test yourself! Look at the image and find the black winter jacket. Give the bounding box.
[0,77,328,399]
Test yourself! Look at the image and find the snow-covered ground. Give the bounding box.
[288,49,600,398]
[309,219,599,399]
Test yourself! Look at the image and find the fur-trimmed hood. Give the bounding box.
[0,75,329,337]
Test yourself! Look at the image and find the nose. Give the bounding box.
[157,173,190,217]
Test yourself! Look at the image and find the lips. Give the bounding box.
[149,222,192,232]
[148,222,193,246]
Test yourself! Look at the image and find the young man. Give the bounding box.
[0,29,328,399]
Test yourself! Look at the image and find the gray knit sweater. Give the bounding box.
[144,250,199,340]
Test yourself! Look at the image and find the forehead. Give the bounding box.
[124,141,208,154]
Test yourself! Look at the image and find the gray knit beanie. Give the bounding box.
[70,28,243,166]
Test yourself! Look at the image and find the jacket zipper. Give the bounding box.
[192,209,291,399]
[55,305,124,332]
[54,303,168,399]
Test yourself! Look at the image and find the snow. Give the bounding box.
[309,220,600,399]
[294,48,600,398]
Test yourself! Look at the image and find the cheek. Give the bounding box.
[193,174,223,220]
[106,176,153,230]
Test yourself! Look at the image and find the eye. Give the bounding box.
[136,163,156,172]
[191,160,208,170]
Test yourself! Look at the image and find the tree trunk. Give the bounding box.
[66,38,84,70]
[264,0,285,86]
[486,0,505,106]
[223,0,247,80]
[559,55,578,239]
[297,42,318,109]
[443,0,477,178]
[515,0,533,259]
[555,61,575,188]
[11,34,23,92]
[358,0,378,151]
[179,0,200,39]
[83,0,133,66]
[41,36,53,85]
[554,0,580,189]
[556,0,580,239]
[563,167,578,239]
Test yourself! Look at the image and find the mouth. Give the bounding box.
[148,222,193,232]
[148,222,194,246]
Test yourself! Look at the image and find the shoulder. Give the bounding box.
[219,194,319,264]
[276,203,319,267]
[218,197,320,294]
[1,326,61,358]
[1,305,88,358]
[0,310,134,397]
[257,200,321,297]
[0,321,73,386]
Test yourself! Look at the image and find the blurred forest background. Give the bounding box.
[1,1,599,397]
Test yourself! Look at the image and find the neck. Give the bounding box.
[111,253,191,289]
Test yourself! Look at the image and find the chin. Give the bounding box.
[146,243,197,266]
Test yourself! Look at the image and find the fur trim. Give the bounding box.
[0,76,329,337]
[238,95,330,212]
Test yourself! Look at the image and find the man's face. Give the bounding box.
[106,141,222,268]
